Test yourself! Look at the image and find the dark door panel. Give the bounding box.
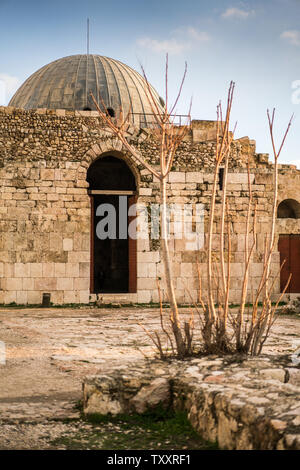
[278,234,300,293]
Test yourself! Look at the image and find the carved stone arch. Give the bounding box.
[80,139,141,193]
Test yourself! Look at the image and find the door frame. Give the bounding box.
[89,190,137,294]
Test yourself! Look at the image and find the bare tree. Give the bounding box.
[90,56,193,358]
[90,59,293,358]
[195,105,293,356]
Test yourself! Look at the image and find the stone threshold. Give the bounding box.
[92,293,138,304]
[82,353,300,450]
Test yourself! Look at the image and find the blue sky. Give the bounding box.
[0,0,300,166]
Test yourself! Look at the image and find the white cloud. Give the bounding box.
[0,73,20,105]
[221,7,254,19]
[280,30,300,46]
[137,38,188,55]
[137,27,210,55]
[185,28,210,42]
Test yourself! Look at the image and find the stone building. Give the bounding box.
[0,54,299,305]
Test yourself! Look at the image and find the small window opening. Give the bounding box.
[83,107,91,111]
[219,168,224,190]
[107,108,115,118]
[277,199,300,219]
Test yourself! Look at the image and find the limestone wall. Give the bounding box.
[0,106,299,305]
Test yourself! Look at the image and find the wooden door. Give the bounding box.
[278,235,300,293]
[128,195,137,293]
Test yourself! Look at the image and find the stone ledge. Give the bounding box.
[82,354,300,450]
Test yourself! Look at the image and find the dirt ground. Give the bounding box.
[0,306,299,449]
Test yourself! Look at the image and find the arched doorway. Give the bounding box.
[277,199,300,219]
[87,155,137,294]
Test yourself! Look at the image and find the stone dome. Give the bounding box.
[9,54,164,127]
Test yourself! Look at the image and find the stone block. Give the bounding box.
[168,172,185,183]
[81,234,90,251]
[131,378,171,414]
[177,277,197,290]
[139,188,152,196]
[137,263,148,278]
[148,263,157,278]
[63,291,78,304]
[67,188,87,195]
[260,369,286,383]
[66,161,80,170]
[42,263,55,277]
[65,263,80,277]
[27,291,41,304]
[51,291,64,305]
[41,169,55,180]
[137,238,150,252]
[61,170,76,181]
[14,193,29,200]
[15,263,30,278]
[184,289,198,303]
[286,369,300,386]
[227,173,255,184]
[63,238,73,251]
[6,278,21,290]
[171,183,186,190]
[34,278,57,291]
[47,193,59,201]
[50,233,62,250]
[137,278,156,290]
[138,251,160,263]
[57,278,74,290]
[4,263,14,278]
[73,278,89,290]
[54,263,66,277]
[249,263,264,277]
[2,193,12,200]
[68,251,90,263]
[237,234,256,252]
[16,290,28,304]
[79,262,90,277]
[79,290,90,304]
[255,173,273,184]
[137,290,151,303]
[174,238,187,252]
[22,278,34,290]
[180,263,195,278]
[4,291,17,304]
[186,172,203,183]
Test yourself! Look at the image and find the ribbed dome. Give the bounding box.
[9,54,164,127]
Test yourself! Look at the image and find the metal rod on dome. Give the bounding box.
[85,18,90,109]
[87,18,90,56]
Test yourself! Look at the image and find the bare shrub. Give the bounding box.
[90,59,293,359]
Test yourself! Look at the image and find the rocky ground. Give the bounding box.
[0,306,299,450]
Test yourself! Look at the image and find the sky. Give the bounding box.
[0,0,300,166]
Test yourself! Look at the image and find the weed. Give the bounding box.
[50,407,218,450]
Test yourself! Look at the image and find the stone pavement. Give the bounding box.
[0,306,299,449]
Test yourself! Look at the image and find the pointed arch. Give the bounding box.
[86,152,138,294]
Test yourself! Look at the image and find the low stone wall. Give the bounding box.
[82,353,300,450]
